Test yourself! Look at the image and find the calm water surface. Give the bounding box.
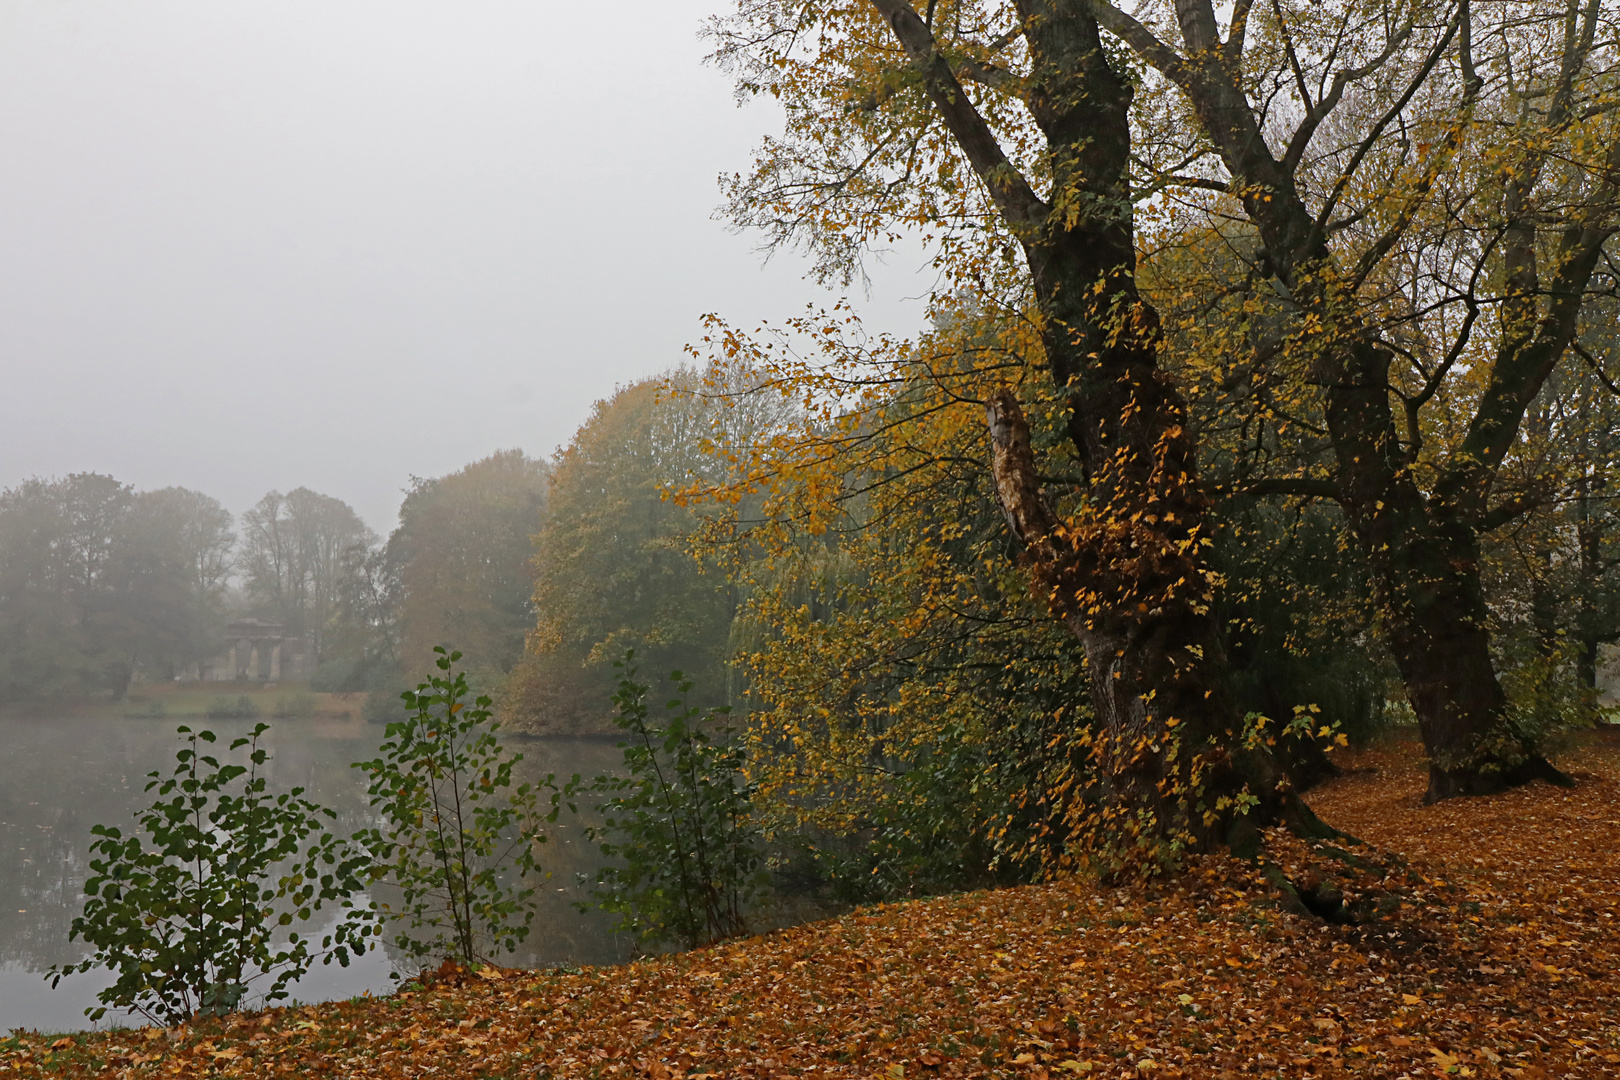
[0,715,629,1033]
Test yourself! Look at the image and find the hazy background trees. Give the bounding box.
[301,450,554,725]
[0,475,234,701]
[393,451,549,685]
[238,488,377,663]
[506,377,737,732]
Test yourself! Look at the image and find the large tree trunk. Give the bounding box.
[1323,341,1570,801]
[867,0,1326,857]
[1373,518,1563,800]
[987,389,1316,855]
[1109,3,1602,800]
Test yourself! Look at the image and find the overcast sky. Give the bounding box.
[0,0,928,533]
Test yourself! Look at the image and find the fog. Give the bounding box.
[0,0,928,531]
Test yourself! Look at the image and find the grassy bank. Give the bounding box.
[5,680,366,722]
[4,737,1617,1078]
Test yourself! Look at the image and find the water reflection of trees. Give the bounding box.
[407,735,630,971]
[0,720,629,978]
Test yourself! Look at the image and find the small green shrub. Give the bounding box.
[581,653,766,950]
[352,647,558,967]
[273,691,318,719]
[48,724,377,1025]
[205,695,260,719]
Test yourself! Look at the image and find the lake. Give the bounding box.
[0,714,632,1033]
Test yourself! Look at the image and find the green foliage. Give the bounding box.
[362,684,410,726]
[779,718,1033,905]
[390,451,549,681]
[516,375,744,733]
[682,335,1089,887]
[1495,636,1595,753]
[352,647,556,967]
[238,488,377,664]
[1210,501,1391,749]
[324,543,405,697]
[582,654,766,950]
[206,694,262,720]
[48,724,377,1026]
[0,475,234,701]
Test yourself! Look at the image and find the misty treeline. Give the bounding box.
[0,456,548,710]
[0,477,378,700]
[327,368,778,730]
[0,478,233,700]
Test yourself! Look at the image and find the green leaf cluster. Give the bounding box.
[352,647,557,967]
[581,653,767,950]
[48,723,378,1026]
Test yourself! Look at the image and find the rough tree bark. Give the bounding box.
[867,0,1328,855]
[1087,0,1609,800]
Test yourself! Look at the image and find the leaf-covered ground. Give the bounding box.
[6,734,1618,1079]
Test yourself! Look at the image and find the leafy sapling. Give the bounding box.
[49,724,378,1026]
[352,647,560,967]
[582,652,767,950]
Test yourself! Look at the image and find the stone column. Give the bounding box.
[249,643,260,680]
[270,641,282,681]
[228,644,238,681]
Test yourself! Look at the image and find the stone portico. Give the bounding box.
[197,619,313,683]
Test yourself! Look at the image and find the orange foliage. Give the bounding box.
[12,736,1620,1077]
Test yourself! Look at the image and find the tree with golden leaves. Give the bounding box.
[707,3,1335,868]
[709,0,1620,809]
[1085,0,1617,797]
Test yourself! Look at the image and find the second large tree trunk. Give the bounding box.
[1326,347,1570,802]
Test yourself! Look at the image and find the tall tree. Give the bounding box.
[138,488,235,599]
[1080,0,1618,797]
[692,319,1102,887]
[238,492,299,621]
[713,0,1620,805]
[1468,323,1620,719]
[107,488,236,678]
[391,450,550,681]
[238,488,375,661]
[0,477,233,699]
[711,1,1325,860]
[321,542,405,694]
[0,476,128,699]
[518,371,764,732]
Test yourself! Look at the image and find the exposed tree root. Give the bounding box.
[1423,753,1576,803]
[1258,828,1423,927]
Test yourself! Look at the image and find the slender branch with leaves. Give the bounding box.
[352,647,558,968]
[582,653,766,950]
